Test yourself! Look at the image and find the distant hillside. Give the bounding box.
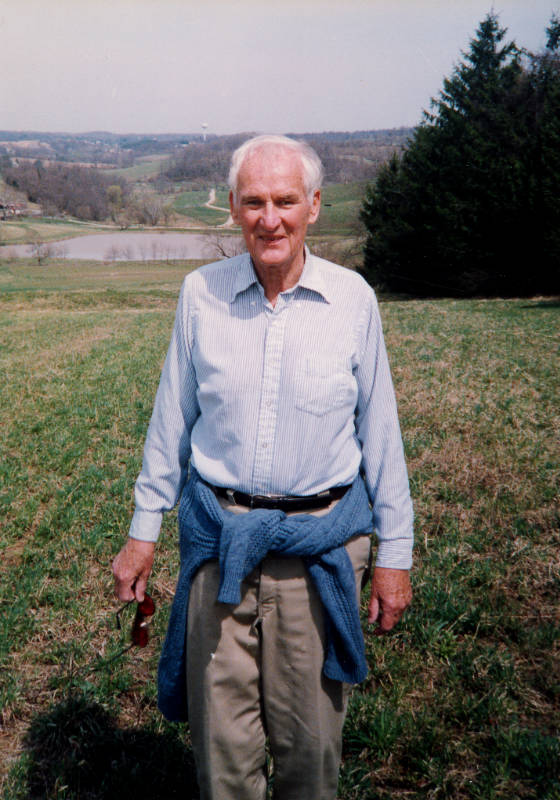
[289,127,412,145]
[0,128,413,180]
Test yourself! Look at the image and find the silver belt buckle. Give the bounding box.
[226,488,237,505]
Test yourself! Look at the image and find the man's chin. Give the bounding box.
[253,248,290,270]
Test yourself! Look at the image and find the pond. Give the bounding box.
[0,231,243,262]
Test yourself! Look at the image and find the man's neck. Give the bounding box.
[253,252,305,307]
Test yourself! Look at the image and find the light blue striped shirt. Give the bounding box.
[129,250,413,569]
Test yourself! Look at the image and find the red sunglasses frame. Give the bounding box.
[116,593,155,648]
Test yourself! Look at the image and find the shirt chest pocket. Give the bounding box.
[295,357,356,417]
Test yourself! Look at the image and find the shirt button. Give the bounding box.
[262,442,268,449]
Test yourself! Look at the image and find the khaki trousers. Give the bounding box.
[186,499,371,800]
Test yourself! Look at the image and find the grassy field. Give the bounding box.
[312,181,367,235]
[0,260,558,799]
[173,189,231,227]
[100,154,171,182]
[0,219,110,245]
[0,258,203,296]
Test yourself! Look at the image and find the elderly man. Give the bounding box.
[113,134,413,800]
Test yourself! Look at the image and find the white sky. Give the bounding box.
[1,0,557,135]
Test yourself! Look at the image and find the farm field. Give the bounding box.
[100,154,171,181]
[0,260,558,799]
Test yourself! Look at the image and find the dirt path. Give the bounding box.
[205,189,233,227]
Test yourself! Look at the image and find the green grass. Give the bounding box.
[100,154,171,181]
[0,262,558,799]
[0,257,202,296]
[173,189,230,226]
[312,181,367,235]
[0,218,110,245]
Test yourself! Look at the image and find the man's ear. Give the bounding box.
[229,190,239,224]
[308,189,321,224]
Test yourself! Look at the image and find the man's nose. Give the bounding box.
[261,202,280,229]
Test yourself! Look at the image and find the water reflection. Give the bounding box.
[0,231,243,262]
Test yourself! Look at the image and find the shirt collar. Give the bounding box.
[230,246,331,304]
[297,247,331,303]
[230,253,259,301]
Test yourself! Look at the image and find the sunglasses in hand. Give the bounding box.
[116,593,156,648]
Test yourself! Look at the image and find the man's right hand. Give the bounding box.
[112,538,156,602]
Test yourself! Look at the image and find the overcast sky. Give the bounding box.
[1,0,557,136]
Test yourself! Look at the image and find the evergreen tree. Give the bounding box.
[525,15,560,289]
[361,13,560,296]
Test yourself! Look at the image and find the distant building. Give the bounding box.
[0,201,29,219]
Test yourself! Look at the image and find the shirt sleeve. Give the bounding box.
[128,279,200,542]
[354,290,414,569]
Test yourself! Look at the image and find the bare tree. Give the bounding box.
[132,190,164,226]
[107,184,124,223]
[162,202,175,227]
[204,232,245,260]
[30,240,54,264]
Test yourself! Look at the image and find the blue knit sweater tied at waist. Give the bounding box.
[157,470,373,722]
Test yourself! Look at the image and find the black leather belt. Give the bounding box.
[213,484,351,511]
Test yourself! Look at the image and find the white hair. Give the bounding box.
[228,134,324,202]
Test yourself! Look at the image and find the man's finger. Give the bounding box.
[133,575,148,603]
[375,607,403,633]
[367,595,380,625]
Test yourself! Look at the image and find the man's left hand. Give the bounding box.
[368,567,412,634]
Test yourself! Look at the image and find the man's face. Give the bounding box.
[229,148,320,277]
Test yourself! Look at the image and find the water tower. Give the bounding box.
[202,123,208,142]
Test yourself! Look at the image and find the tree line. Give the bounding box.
[162,135,246,185]
[360,14,560,297]
[162,132,407,186]
[3,161,177,227]
[3,161,125,221]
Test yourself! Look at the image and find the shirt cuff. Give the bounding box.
[128,509,163,542]
[375,538,413,570]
